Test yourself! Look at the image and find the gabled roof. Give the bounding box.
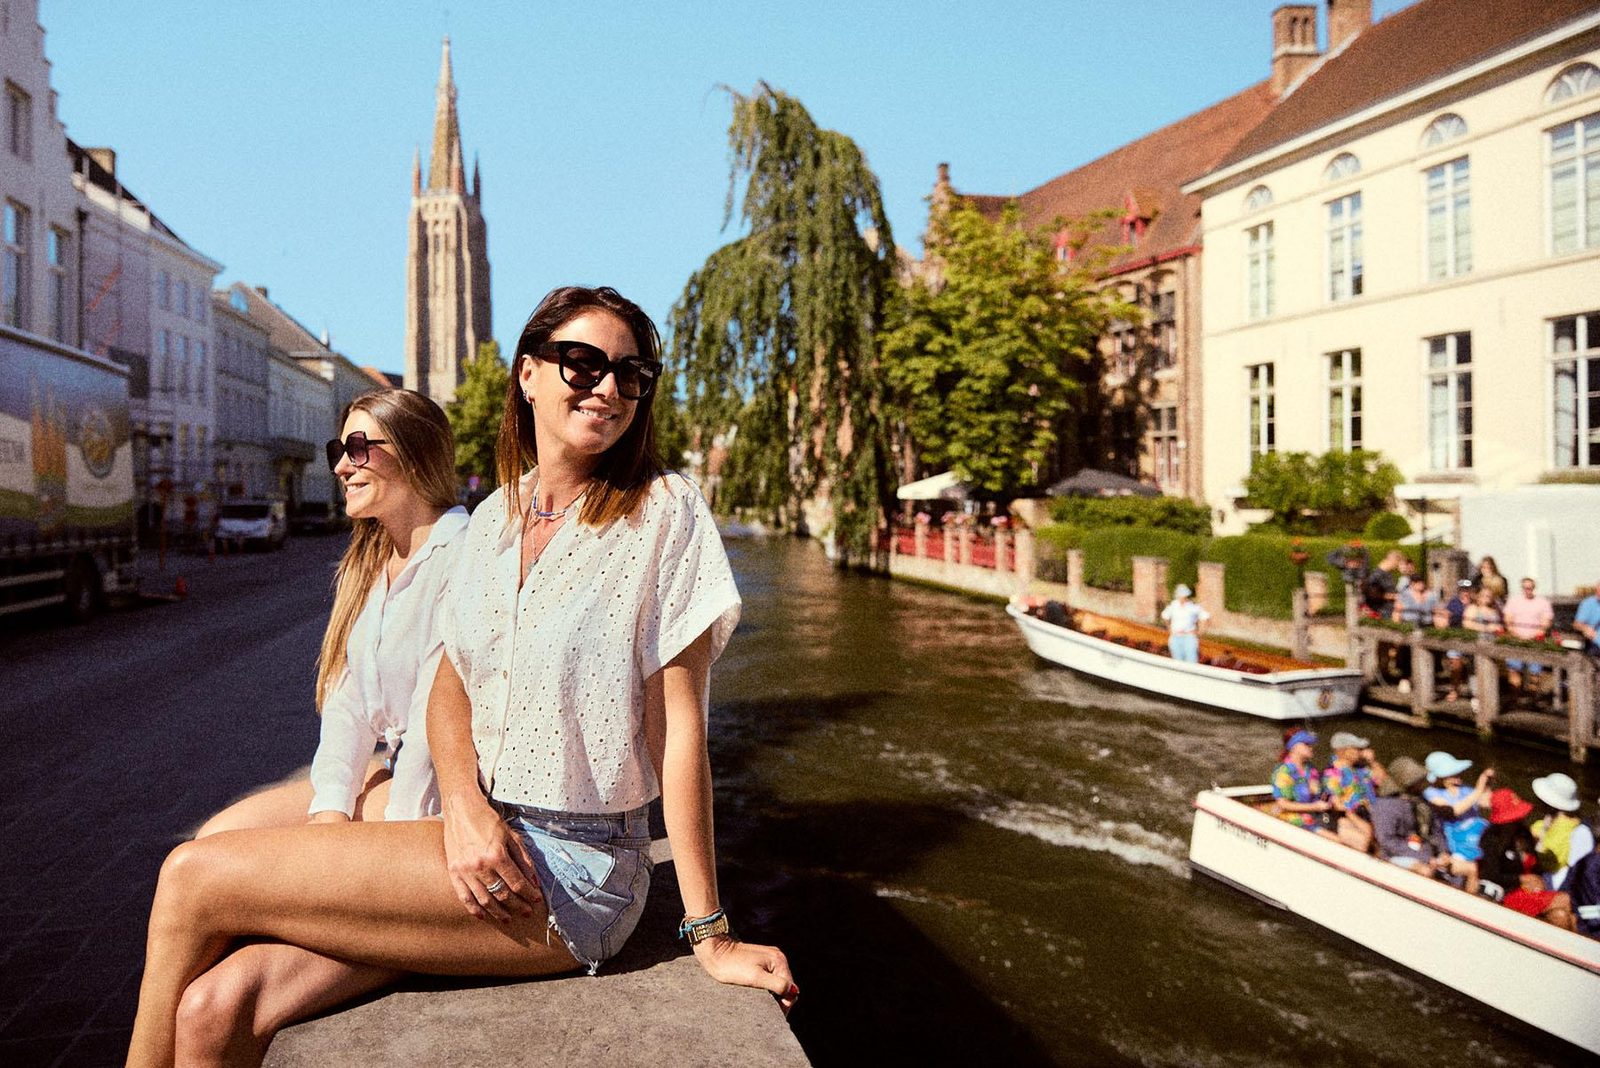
[360,366,402,389]
[226,282,329,358]
[67,138,191,248]
[1213,0,1600,173]
[959,81,1277,274]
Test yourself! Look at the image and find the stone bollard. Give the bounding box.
[958,527,973,566]
[1132,556,1170,622]
[1291,589,1310,661]
[943,526,956,565]
[913,524,927,559]
[1067,548,1085,600]
[1014,528,1035,589]
[1304,570,1328,615]
[995,530,1011,572]
[1198,561,1226,622]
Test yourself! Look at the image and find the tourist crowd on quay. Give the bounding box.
[1271,728,1599,938]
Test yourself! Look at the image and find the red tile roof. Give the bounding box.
[958,82,1278,274]
[1213,0,1600,172]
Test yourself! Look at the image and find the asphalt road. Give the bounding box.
[0,535,346,1068]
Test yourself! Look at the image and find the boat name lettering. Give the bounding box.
[1214,815,1269,850]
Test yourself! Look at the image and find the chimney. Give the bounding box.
[86,146,116,176]
[1271,5,1321,98]
[1327,0,1372,53]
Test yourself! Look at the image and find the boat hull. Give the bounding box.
[1190,787,1600,1055]
[1007,604,1359,720]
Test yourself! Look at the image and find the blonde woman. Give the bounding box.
[162,389,467,1065]
[128,289,794,1068]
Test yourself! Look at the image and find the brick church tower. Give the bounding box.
[404,37,492,403]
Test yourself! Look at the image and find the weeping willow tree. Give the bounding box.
[668,84,896,564]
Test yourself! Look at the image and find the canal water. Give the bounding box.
[709,537,1595,1068]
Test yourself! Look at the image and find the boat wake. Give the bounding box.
[976,798,1191,879]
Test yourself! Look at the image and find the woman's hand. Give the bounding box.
[693,935,799,1014]
[441,795,541,923]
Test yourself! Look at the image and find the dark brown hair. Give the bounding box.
[496,285,664,529]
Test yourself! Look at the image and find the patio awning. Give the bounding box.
[895,471,969,501]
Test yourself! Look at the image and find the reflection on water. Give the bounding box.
[710,538,1591,1067]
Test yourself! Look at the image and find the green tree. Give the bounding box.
[668,84,897,563]
[446,340,508,488]
[882,200,1124,494]
[652,368,690,471]
[1243,449,1403,530]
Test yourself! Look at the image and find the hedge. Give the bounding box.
[1032,524,1416,620]
[1046,495,1212,535]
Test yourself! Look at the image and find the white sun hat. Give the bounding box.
[1531,772,1581,812]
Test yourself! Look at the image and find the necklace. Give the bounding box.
[528,478,586,524]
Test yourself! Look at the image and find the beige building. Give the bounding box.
[404,36,491,404]
[1187,0,1600,553]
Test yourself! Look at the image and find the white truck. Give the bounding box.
[0,325,137,621]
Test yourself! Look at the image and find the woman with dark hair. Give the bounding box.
[127,290,793,1067]
[165,389,469,1063]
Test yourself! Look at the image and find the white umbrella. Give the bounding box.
[895,471,968,501]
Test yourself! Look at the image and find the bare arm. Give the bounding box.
[427,655,540,922]
[647,628,798,1010]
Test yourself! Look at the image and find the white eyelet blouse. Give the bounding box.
[308,506,470,820]
[439,472,740,813]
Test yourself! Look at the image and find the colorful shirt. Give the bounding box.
[1322,761,1377,812]
[1272,761,1322,830]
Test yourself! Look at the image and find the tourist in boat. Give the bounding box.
[1271,729,1338,840]
[126,286,797,1067]
[1422,751,1493,865]
[1320,731,1376,852]
[1474,554,1508,602]
[1567,850,1600,938]
[1159,583,1209,662]
[1531,772,1594,891]
[1478,788,1578,931]
[1371,756,1454,878]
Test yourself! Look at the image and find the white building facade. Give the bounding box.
[267,349,332,515]
[1186,1,1600,590]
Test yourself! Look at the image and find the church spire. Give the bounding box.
[412,146,421,196]
[427,35,461,192]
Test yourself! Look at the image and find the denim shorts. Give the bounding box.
[494,800,653,975]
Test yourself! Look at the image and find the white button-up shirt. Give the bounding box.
[308,506,469,820]
[441,473,739,813]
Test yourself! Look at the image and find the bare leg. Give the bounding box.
[175,768,399,1066]
[194,765,392,838]
[175,946,398,1068]
[129,821,578,1068]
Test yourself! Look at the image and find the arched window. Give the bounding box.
[1546,62,1600,105]
[1420,113,1468,148]
[1244,185,1274,211]
[1323,152,1361,182]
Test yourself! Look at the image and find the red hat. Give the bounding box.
[1488,788,1534,825]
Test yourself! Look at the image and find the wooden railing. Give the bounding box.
[1350,622,1598,763]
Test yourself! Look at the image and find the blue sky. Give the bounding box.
[40,1,1409,375]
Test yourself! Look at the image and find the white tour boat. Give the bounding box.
[1007,601,1360,720]
[1190,785,1600,1055]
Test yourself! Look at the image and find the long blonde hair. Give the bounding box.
[497,285,664,531]
[315,389,458,710]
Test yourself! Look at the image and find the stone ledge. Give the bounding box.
[265,843,809,1068]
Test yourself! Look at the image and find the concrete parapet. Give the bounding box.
[265,846,808,1068]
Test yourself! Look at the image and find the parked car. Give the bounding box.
[217,500,288,550]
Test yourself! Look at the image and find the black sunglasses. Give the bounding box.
[531,340,661,401]
[325,431,390,472]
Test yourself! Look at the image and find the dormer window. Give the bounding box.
[1546,62,1600,106]
[1323,152,1361,182]
[1421,114,1468,148]
[1244,185,1273,212]
[1120,190,1156,244]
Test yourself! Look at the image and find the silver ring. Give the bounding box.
[483,877,507,895]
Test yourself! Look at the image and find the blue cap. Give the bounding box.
[1287,729,1317,750]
